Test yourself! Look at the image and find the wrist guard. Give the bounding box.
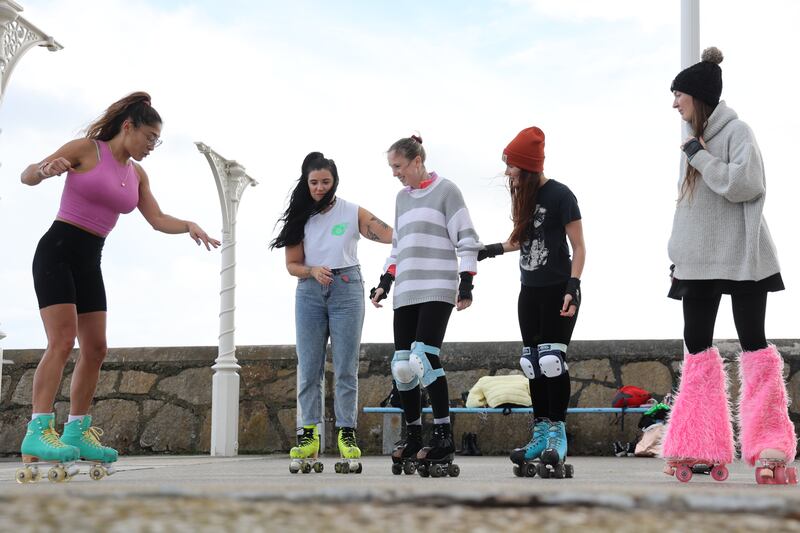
[458,272,474,301]
[370,272,394,301]
[477,242,504,261]
[682,138,703,160]
[565,277,581,309]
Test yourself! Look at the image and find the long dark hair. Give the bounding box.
[679,97,716,202]
[85,91,162,141]
[509,170,544,246]
[270,152,340,249]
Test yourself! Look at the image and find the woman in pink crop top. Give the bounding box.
[17,92,220,475]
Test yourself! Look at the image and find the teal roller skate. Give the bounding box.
[16,415,80,483]
[62,415,118,481]
[509,417,550,477]
[289,425,323,474]
[538,420,574,479]
[335,427,363,474]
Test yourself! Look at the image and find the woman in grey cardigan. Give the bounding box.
[661,47,796,485]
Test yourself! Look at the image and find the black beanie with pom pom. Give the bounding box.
[671,47,724,107]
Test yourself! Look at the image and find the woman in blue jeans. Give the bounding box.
[271,152,393,473]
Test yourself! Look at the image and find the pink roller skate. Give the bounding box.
[739,346,798,486]
[661,347,734,483]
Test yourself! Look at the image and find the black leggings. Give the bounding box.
[682,292,768,353]
[518,283,578,422]
[32,221,107,313]
[393,301,453,422]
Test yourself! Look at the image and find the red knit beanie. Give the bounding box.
[503,126,545,173]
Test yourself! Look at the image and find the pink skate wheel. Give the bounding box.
[676,465,693,483]
[787,467,797,485]
[755,467,769,485]
[710,464,728,482]
[774,467,787,485]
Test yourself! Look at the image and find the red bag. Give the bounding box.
[612,385,651,408]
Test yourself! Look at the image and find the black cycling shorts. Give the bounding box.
[32,220,107,313]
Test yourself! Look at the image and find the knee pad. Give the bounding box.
[520,346,539,379]
[409,341,445,387]
[537,343,568,378]
[391,350,419,391]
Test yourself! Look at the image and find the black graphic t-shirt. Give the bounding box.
[519,179,581,287]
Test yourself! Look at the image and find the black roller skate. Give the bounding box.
[391,424,422,475]
[509,418,549,477]
[416,423,459,478]
[537,420,574,479]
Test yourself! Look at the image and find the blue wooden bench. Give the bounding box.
[363,406,649,454]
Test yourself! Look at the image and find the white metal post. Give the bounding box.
[0,327,6,401]
[195,142,257,456]
[0,1,62,106]
[680,0,700,356]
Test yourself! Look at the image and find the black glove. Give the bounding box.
[565,277,581,310]
[477,243,504,261]
[682,138,703,160]
[369,272,394,302]
[458,272,474,301]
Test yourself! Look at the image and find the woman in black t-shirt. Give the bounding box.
[479,126,585,478]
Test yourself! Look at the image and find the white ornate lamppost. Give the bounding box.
[0,1,62,106]
[196,142,257,456]
[0,327,6,401]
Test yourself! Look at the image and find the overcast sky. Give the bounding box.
[2,0,799,350]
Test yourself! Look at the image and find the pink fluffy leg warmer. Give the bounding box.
[738,345,797,466]
[661,346,734,463]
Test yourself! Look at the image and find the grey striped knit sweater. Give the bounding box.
[668,101,780,281]
[385,174,481,309]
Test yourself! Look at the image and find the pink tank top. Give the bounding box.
[56,141,140,237]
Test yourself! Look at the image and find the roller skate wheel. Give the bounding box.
[89,465,106,481]
[787,467,798,485]
[432,464,445,478]
[15,467,34,484]
[334,462,342,474]
[313,462,324,474]
[289,461,300,474]
[301,462,312,474]
[565,464,574,478]
[391,463,402,475]
[418,464,430,477]
[774,466,787,485]
[512,465,522,477]
[47,466,68,483]
[553,463,566,479]
[536,463,550,479]
[403,462,416,475]
[524,462,537,478]
[354,463,363,474]
[675,465,693,483]
[710,464,728,482]
[447,463,460,478]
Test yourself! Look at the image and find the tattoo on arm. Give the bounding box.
[366,216,390,241]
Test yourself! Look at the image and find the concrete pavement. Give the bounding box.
[0,455,798,531]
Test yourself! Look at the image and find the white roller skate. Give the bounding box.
[289,425,323,474]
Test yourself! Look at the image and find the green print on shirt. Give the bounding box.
[331,223,348,236]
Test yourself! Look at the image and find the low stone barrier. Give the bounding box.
[1,340,798,456]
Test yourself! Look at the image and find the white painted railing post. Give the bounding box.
[0,327,6,401]
[195,142,258,456]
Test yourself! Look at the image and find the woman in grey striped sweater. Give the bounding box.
[370,134,481,477]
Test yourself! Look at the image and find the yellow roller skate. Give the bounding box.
[289,425,323,474]
[335,427,362,474]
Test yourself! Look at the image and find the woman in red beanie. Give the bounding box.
[478,126,585,479]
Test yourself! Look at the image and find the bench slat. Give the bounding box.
[363,407,649,414]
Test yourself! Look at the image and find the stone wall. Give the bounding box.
[1,340,799,456]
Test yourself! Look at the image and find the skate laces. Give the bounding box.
[84,426,105,448]
[297,428,316,446]
[429,424,449,447]
[340,428,357,448]
[41,422,68,448]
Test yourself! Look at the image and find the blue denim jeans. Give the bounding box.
[295,265,364,428]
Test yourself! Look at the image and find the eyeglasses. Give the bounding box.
[143,131,163,148]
